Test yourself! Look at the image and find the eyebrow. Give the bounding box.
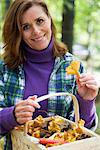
[21,17,44,26]
[21,23,29,26]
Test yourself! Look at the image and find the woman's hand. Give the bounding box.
[76,73,99,100]
[14,95,40,124]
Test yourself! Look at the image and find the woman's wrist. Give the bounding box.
[13,106,23,125]
[77,92,96,101]
[0,106,19,133]
[76,92,96,129]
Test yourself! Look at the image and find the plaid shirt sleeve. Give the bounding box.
[0,60,25,150]
[47,53,85,120]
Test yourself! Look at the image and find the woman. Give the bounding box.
[0,0,98,149]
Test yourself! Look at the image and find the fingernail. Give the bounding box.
[80,74,83,77]
[33,95,38,99]
[37,105,41,109]
[33,101,41,108]
[30,95,38,100]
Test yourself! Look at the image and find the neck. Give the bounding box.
[23,37,54,63]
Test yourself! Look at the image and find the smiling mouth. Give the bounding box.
[32,34,45,42]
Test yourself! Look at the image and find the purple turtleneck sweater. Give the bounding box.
[23,37,55,118]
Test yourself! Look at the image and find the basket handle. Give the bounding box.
[25,92,80,135]
[36,92,80,124]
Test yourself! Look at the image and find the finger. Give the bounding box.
[86,84,99,91]
[15,105,35,113]
[17,117,32,124]
[79,74,94,82]
[76,77,83,88]
[16,111,33,118]
[28,95,38,100]
[16,100,27,107]
[16,99,40,109]
[80,80,97,86]
[15,95,38,107]
[15,99,34,107]
[26,99,40,108]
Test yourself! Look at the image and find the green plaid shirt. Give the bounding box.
[0,52,84,150]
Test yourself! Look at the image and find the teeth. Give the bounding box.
[33,36,44,42]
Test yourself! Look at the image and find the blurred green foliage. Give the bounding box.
[74,0,100,51]
[45,0,100,51]
[45,0,63,40]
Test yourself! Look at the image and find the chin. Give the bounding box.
[37,43,49,50]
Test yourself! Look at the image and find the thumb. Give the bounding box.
[76,77,80,85]
[76,77,82,89]
[28,95,38,100]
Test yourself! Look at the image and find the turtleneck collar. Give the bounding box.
[23,37,54,63]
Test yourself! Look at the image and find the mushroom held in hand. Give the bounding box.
[66,60,80,78]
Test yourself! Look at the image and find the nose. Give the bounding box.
[32,25,40,35]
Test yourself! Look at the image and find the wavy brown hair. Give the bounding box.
[3,0,68,69]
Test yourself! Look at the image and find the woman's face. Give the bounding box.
[21,5,52,50]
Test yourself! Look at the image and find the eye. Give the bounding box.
[22,24,30,31]
[37,18,44,25]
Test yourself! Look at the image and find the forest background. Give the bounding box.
[0,0,100,149]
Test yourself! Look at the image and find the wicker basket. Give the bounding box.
[11,92,100,150]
